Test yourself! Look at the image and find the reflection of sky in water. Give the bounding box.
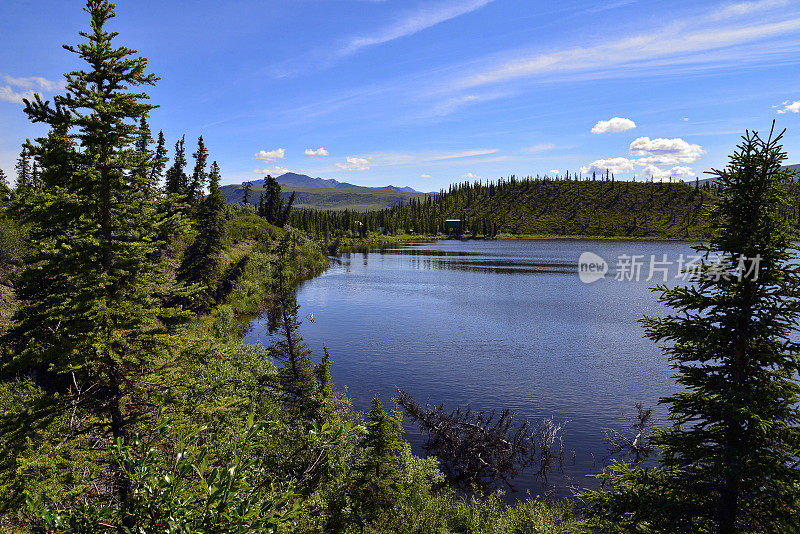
[245,239,700,500]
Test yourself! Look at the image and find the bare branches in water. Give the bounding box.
[395,388,569,493]
[601,402,654,466]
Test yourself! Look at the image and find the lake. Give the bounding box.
[245,239,699,499]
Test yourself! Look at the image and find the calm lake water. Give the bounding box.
[245,239,699,499]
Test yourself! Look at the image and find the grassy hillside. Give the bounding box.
[221,183,429,211]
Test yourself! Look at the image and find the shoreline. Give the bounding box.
[337,233,703,251]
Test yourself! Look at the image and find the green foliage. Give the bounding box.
[0,216,26,266]
[165,135,188,196]
[28,416,302,533]
[582,126,800,533]
[351,396,405,527]
[0,0,188,509]
[178,161,227,308]
[258,175,294,227]
[267,235,326,415]
[224,212,276,244]
[188,135,208,208]
[0,169,10,207]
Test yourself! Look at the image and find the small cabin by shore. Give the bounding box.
[444,219,465,234]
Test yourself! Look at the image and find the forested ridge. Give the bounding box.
[289,178,720,240]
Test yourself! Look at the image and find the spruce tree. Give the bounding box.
[165,135,187,195]
[1,0,187,506]
[188,135,208,207]
[268,235,317,410]
[353,395,404,527]
[263,174,283,224]
[14,147,31,193]
[149,130,167,186]
[583,126,800,533]
[242,180,252,205]
[0,169,10,205]
[177,160,226,307]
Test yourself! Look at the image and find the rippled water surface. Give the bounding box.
[245,239,698,498]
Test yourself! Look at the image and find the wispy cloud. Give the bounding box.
[361,148,499,167]
[338,0,495,57]
[453,16,800,91]
[525,143,556,153]
[0,86,34,104]
[712,0,788,20]
[0,74,64,104]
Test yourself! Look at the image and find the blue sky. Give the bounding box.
[1,0,800,191]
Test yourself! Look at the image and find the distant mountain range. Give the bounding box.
[250,172,420,193]
[219,172,428,211]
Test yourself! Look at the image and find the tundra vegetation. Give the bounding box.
[0,2,797,533]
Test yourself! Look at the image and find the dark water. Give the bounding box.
[245,239,699,499]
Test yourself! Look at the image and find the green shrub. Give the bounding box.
[225,213,277,244]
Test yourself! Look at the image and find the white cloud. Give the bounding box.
[580,157,636,175]
[304,147,329,156]
[0,86,35,104]
[455,16,800,90]
[640,164,695,180]
[777,99,800,113]
[339,0,495,56]
[0,74,64,104]
[253,166,290,176]
[526,143,556,153]
[462,172,480,180]
[336,156,371,171]
[254,148,286,162]
[549,169,559,174]
[420,173,432,178]
[629,137,705,164]
[682,117,690,121]
[3,75,64,92]
[591,117,636,134]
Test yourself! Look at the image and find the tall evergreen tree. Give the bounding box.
[14,147,31,193]
[148,130,167,186]
[133,115,153,184]
[1,0,187,506]
[353,396,404,527]
[583,126,800,533]
[262,175,283,224]
[187,135,208,207]
[268,235,317,410]
[164,135,187,195]
[177,160,226,307]
[242,180,252,205]
[150,130,167,186]
[0,169,10,205]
